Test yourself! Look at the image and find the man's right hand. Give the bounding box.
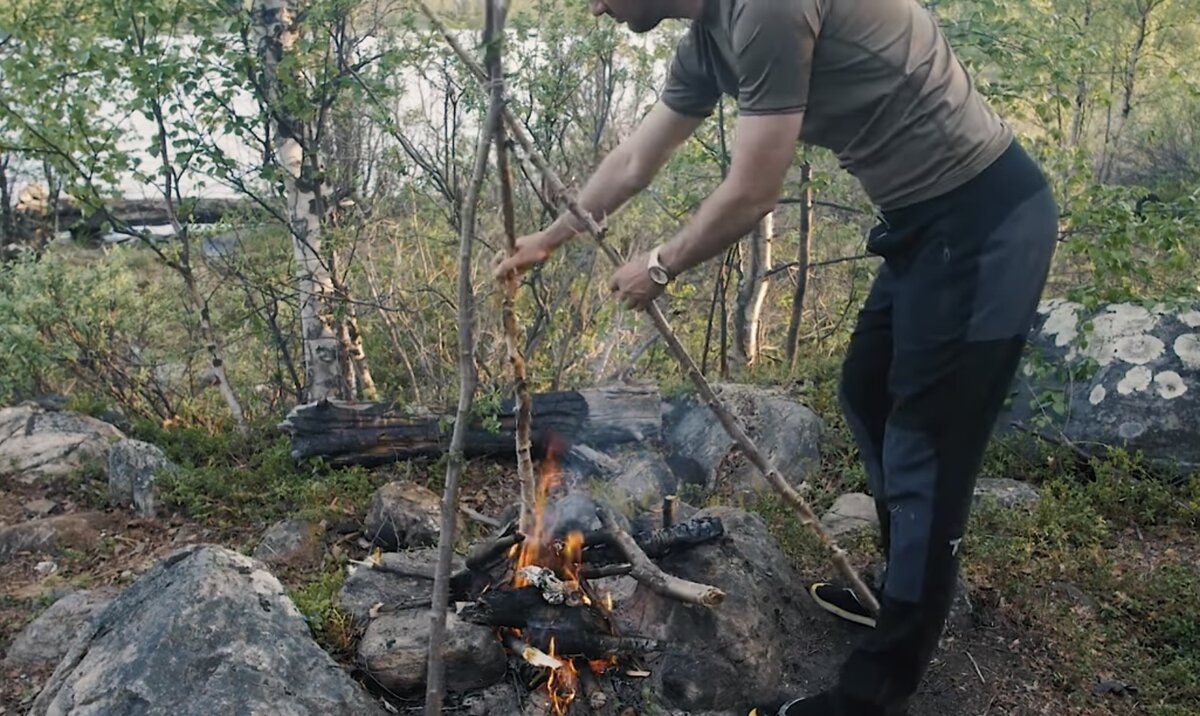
[493,230,561,278]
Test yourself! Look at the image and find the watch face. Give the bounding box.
[649,267,670,285]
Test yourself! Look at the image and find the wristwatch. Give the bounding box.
[647,245,673,286]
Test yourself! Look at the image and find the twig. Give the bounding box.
[662,495,676,529]
[595,506,724,607]
[415,0,879,618]
[579,563,633,580]
[460,504,502,528]
[966,650,985,684]
[423,35,501,716]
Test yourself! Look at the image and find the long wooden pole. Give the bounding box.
[415,1,879,619]
[485,0,537,538]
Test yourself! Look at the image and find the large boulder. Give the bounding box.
[364,481,447,550]
[29,544,386,715]
[614,506,810,712]
[0,404,124,483]
[107,438,175,518]
[662,384,824,499]
[3,589,114,668]
[1009,300,1200,473]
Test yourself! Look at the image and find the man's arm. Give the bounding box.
[657,111,804,276]
[539,101,705,249]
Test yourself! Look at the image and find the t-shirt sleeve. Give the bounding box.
[732,0,820,115]
[661,27,721,118]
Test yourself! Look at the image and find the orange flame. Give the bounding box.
[546,637,579,716]
[513,448,564,587]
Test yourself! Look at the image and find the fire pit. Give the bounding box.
[442,450,725,714]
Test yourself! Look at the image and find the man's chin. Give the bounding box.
[627,17,663,33]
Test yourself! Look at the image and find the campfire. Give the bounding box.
[441,446,727,714]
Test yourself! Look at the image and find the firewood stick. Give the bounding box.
[579,563,633,580]
[416,0,879,617]
[662,495,676,529]
[466,531,525,570]
[595,506,724,608]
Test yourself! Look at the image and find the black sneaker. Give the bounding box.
[809,582,877,628]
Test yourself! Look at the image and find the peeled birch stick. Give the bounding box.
[415,0,879,619]
[595,506,724,608]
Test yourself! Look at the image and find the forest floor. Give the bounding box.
[2,397,1198,715]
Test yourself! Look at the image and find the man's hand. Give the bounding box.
[608,251,663,310]
[493,230,561,278]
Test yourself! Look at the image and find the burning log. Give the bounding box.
[581,515,725,564]
[596,506,725,608]
[278,385,662,466]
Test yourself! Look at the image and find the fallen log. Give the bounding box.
[277,384,662,465]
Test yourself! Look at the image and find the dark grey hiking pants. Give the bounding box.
[832,139,1059,714]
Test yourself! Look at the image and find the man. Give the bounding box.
[494,0,1059,712]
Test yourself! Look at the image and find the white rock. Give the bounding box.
[820,493,878,537]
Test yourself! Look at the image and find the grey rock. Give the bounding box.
[662,384,824,498]
[1007,300,1200,475]
[3,589,113,668]
[0,403,124,483]
[22,498,58,517]
[0,512,112,565]
[29,544,386,716]
[338,547,458,624]
[357,608,506,694]
[364,481,445,550]
[253,519,324,569]
[107,438,175,518]
[820,493,879,537]
[973,478,1041,509]
[615,506,808,711]
[461,682,521,716]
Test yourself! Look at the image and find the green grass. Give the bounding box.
[290,566,358,659]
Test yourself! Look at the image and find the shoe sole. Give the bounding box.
[808,583,878,628]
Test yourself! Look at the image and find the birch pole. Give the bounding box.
[252,0,345,402]
[423,11,501,715]
[418,0,879,617]
[486,0,536,537]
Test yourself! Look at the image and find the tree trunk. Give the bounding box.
[786,162,814,368]
[1100,0,1157,181]
[734,212,772,368]
[252,0,345,402]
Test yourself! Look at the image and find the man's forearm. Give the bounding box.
[658,180,774,276]
[544,146,649,247]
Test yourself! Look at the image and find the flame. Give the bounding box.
[513,447,564,587]
[603,592,614,611]
[546,637,579,716]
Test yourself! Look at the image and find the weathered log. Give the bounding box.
[581,516,725,565]
[277,385,662,465]
[596,507,725,608]
[43,197,259,231]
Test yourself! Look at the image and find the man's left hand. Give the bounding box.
[609,252,664,311]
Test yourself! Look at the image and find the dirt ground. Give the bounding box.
[0,469,1153,716]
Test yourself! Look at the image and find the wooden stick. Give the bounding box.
[423,26,501,716]
[416,0,879,617]
[595,506,724,608]
[485,0,537,540]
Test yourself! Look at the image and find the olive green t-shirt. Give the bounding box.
[661,0,1013,209]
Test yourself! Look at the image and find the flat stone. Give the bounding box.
[364,481,446,550]
[338,547,458,624]
[820,493,879,537]
[22,498,58,518]
[973,478,1041,509]
[0,512,112,565]
[3,589,114,668]
[28,544,386,715]
[252,519,324,569]
[357,608,506,694]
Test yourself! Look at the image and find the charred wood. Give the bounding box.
[581,515,724,565]
[278,385,662,465]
